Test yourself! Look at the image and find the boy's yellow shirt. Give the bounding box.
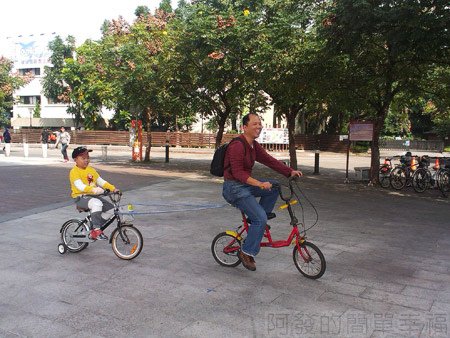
[69,165,115,198]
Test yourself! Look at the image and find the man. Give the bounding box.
[222,113,302,271]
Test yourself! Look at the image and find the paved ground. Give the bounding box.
[0,145,449,337]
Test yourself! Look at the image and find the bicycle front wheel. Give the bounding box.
[438,170,450,198]
[390,166,406,190]
[211,232,241,267]
[412,168,431,193]
[111,225,143,260]
[61,219,89,253]
[293,241,326,279]
[378,165,391,188]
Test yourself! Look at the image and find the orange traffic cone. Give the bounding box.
[434,157,440,170]
[411,157,417,171]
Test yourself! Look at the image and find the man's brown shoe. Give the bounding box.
[239,251,256,271]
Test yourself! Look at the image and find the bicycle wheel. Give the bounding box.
[438,170,450,198]
[390,166,406,190]
[412,168,431,193]
[211,232,241,267]
[61,219,89,253]
[293,241,326,279]
[111,225,143,260]
[378,165,391,188]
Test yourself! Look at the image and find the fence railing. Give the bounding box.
[7,129,445,153]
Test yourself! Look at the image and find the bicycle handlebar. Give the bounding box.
[273,176,299,202]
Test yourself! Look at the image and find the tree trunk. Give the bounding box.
[144,107,152,162]
[370,109,388,184]
[286,106,299,170]
[215,113,228,149]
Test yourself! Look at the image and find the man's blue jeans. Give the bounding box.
[223,179,279,257]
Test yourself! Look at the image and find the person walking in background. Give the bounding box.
[56,126,71,162]
[2,127,11,152]
[40,128,50,158]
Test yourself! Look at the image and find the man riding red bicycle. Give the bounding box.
[222,113,302,271]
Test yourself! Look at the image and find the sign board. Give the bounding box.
[349,122,374,141]
[257,128,289,144]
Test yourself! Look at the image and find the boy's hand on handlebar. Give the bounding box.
[92,187,104,195]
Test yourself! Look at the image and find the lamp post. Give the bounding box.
[29,108,33,128]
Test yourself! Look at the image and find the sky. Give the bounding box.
[0,0,165,49]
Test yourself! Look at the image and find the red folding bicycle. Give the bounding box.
[211,177,326,279]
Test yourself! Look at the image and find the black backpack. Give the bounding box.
[210,137,245,177]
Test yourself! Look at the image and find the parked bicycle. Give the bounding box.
[390,153,418,190]
[436,157,450,198]
[378,157,393,188]
[412,155,433,193]
[58,191,143,260]
[211,177,326,279]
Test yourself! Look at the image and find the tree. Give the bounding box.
[320,0,450,183]
[94,10,174,160]
[166,0,264,148]
[0,56,33,125]
[42,36,76,104]
[244,0,326,169]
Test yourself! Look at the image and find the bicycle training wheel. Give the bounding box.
[211,232,241,267]
[293,241,326,279]
[111,225,143,260]
[61,219,89,253]
[378,165,391,188]
[390,166,406,190]
[412,168,431,193]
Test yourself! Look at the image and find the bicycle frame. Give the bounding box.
[226,178,308,253]
[62,192,130,244]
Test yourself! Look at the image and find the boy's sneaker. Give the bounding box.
[89,228,108,240]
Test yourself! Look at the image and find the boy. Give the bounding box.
[69,146,119,240]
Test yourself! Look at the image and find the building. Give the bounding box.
[3,33,112,130]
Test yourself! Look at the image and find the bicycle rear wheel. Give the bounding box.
[61,219,89,253]
[390,166,406,190]
[293,241,326,279]
[211,232,241,267]
[378,165,391,188]
[111,225,143,260]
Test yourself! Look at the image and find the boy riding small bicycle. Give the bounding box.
[69,146,120,240]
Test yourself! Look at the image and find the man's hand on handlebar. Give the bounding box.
[259,182,273,190]
[290,170,302,178]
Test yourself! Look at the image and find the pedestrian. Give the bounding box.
[222,113,302,271]
[55,126,71,162]
[2,127,11,152]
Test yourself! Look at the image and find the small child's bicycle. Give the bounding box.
[58,191,143,260]
[211,177,326,279]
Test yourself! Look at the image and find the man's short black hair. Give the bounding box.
[242,113,259,126]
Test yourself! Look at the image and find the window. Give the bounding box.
[19,96,41,105]
[18,68,41,76]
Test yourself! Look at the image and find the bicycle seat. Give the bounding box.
[76,206,90,213]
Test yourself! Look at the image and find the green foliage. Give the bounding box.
[0,56,31,119]
[33,102,41,118]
